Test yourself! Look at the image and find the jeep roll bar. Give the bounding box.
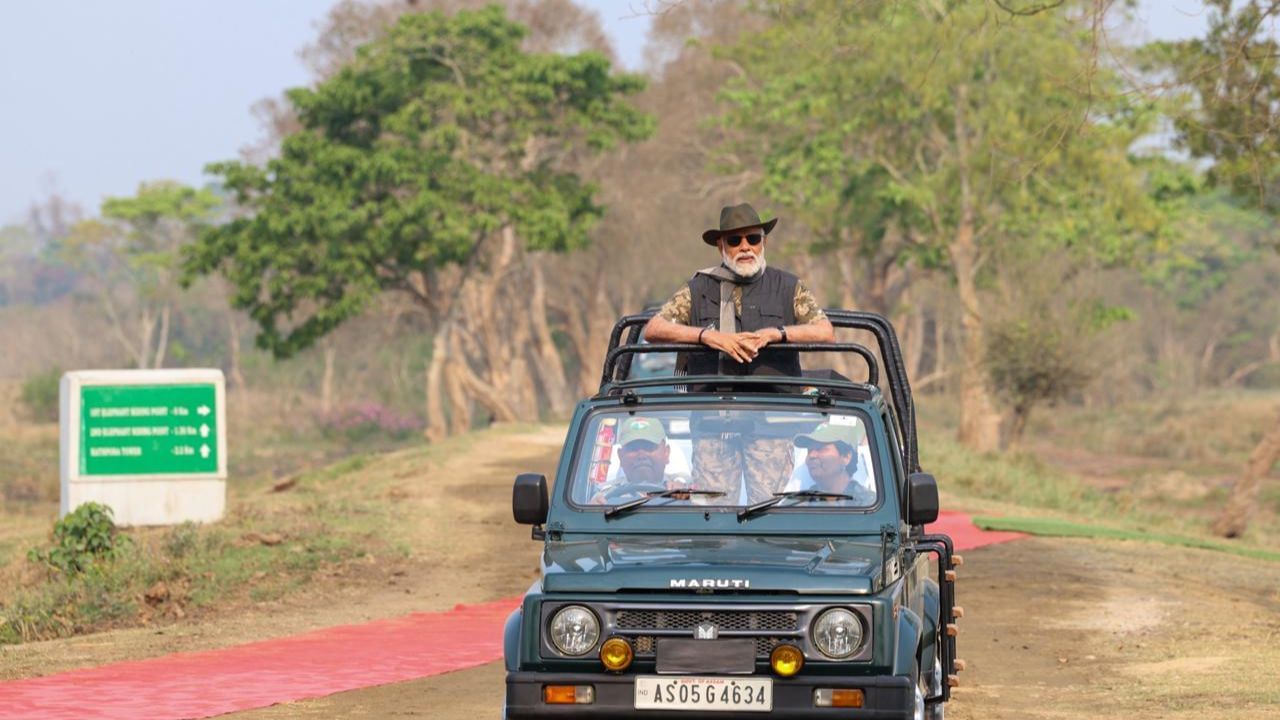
[598,309,919,475]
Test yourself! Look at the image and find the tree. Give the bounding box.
[1149,0,1280,537]
[716,0,1156,451]
[58,182,218,369]
[185,7,652,439]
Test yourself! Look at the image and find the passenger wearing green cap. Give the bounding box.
[591,417,690,503]
[793,421,876,505]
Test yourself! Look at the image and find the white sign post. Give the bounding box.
[60,369,228,526]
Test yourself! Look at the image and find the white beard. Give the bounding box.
[721,247,766,279]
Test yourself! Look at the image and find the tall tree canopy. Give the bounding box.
[60,182,218,369]
[717,0,1157,451]
[1148,0,1280,537]
[185,6,652,436]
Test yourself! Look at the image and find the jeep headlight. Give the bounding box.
[549,605,600,656]
[812,608,863,659]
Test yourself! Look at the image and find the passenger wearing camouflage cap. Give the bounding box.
[591,417,690,503]
[793,421,876,505]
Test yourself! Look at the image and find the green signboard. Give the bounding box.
[79,383,219,476]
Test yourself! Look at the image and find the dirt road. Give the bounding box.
[6,427,1279,718]
[232,536,1280,719]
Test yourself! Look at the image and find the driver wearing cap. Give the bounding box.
[793,422,876,506]
[591,417,690,503]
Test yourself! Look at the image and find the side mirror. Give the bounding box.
[907,472,939,526]
[513,473,549,528]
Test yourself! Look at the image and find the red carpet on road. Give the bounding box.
[0,598,520,720]
[929,510,1027,551]
[0,512,1021,720]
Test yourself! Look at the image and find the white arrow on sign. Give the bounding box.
[200,424,210,438]
[197,405,211,417]
[200,444,210,459]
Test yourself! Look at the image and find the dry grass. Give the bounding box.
[918,389,1280,551]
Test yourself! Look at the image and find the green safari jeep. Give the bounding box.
[505,311,961,719]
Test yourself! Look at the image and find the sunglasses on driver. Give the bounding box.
[723,233,764,247]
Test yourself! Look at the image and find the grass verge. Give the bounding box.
[973,515,1280,563]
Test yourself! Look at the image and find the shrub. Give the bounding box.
[20,368,61,422]
[319,402,423,442]
[27,502,129,575]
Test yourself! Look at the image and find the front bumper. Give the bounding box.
[505,672,914,719]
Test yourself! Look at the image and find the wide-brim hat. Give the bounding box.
[702,203,778,245]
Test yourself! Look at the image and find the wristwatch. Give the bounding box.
[776,325,788,343]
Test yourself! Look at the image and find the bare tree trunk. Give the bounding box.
[952,243,998,450]
[226,311,246,390]
[1213,412,1280,538]
[934,313,947,380]
[904,298,925,381]
[529,254,573,416]
[949,225,1001,452]
[445,355,472,436]
[1226,331,1280,386]
[833,247,863,381]
[152,304,172,369]
[1005,404,1031,453]
[949,82,1000,453]
[425,320,451,442]
[320,339,337,416]
[454,357,520,422]
[137,308,157,369]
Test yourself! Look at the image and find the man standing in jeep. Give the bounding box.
[642,203,836,503]
[642,202,835,372]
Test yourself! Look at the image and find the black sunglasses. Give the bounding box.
[724,233,764,247]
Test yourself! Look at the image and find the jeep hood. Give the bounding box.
[541,535,885,595]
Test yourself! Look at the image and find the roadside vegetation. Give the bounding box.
[923,392,1280,553]
[0,383,427,645]
[2,0,1279,646]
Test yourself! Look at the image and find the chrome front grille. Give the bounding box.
[611,607,801,659]
[615,609,799,632]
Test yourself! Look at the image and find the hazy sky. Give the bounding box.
[0,1,1212,226]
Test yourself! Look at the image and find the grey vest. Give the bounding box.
[685,266,801,377]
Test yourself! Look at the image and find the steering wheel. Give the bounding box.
[600,481,669,503]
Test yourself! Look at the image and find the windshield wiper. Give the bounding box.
[737,490,855,521]
[604,488,726,519]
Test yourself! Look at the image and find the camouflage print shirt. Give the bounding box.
[656,279,828,327]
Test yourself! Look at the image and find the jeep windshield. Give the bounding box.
[569,407,879,511]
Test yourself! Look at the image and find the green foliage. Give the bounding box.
[986,318,1092,417]
[27,503,129,575]
[1138,157,1272,309]
[1144,0,1280,215]
[716,0,1157,268]
[20,367,61,422]
[60,182,219,287]
[186,6,653,358]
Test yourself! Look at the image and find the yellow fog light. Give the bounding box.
[770,644,804,677]
[599,637,634,672]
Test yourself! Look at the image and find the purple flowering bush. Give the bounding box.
[319,402,423,442]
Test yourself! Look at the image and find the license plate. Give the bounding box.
[634,675,772,712]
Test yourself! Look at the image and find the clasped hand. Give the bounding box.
[702,328,781,364]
